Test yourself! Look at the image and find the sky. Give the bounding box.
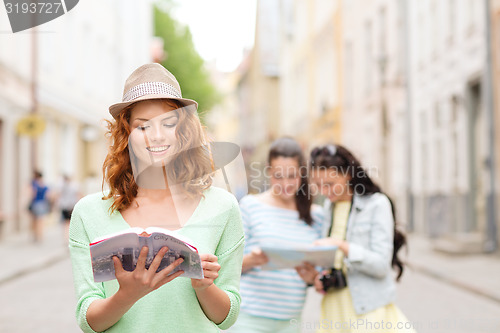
[170,0,257,72]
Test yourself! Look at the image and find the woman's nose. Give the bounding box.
[149,124,166,142]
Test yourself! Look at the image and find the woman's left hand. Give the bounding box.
[314,238,349,256]
[191,253,220,291]
[314,237,342,247]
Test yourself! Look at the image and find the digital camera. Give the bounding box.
[320,268,347,291]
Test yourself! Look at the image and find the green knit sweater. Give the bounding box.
[69,186,244,333]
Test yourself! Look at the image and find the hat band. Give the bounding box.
[122,82,182,102]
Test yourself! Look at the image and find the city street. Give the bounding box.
[301,267,500,333]
[1,254,499,332]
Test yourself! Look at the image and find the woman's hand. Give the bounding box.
[191,253,221,291]
[295,261,319,285]
[191,253,231,324]
[314,271,326,294]
[113,246,185,303]
[314,238,350,256]
[87,247,185,332]
[242,247,269,272]
[314,237,342,247]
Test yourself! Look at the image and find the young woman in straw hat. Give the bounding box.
[69,63,244,333]
[297,144,416,333]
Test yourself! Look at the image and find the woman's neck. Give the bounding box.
[265,190,296,210]
[135,165,186,196]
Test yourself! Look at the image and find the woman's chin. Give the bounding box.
[149,156,174,167]
[280,192,297,200]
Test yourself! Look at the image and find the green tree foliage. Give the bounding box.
[154,4,220,121]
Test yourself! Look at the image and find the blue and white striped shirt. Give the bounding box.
[239,195,325,320]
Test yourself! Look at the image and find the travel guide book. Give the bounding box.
[89,227,203,282]
[260,245,338,270]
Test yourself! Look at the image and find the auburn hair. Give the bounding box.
[102,99,213,214]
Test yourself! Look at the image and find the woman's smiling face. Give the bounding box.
[128,100,180,168]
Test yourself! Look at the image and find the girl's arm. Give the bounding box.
[345,195,394,278]
[194,194,245,330]
[191,254,230,324]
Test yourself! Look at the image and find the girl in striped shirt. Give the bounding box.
[231,137,324,333]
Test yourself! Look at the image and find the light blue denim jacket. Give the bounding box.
[323,192,396,315]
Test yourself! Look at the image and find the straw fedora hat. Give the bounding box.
[109,63,198,119]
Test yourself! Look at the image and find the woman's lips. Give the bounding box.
[147,145,170,154]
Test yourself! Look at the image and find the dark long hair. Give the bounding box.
[268,137,313,225]
[310,144,407,280]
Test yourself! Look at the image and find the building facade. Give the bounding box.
[0,0,153,235]
[239,0,499,251]
[341,0,409,223]
[491,0,500,249]
[279,0,343,146]
[407,0,497,252]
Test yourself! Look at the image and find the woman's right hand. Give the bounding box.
[295,261,319,285]
[313,270,329,294]
[112,246,185,303]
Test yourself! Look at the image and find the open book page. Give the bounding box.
[90,228,203,282]
[260,245,337,270]
[90,227,146,245]
[144,227,197,251]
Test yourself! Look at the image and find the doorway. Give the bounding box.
[466,80,487,233]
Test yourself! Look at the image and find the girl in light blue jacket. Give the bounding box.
[297,144,416,333]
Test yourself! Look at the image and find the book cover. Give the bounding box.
[260,245,337,270]
[90,227,203,282]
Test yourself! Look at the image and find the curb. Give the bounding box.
[0,249,68,286]
[409,261,500,305]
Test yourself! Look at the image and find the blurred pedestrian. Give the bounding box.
[56,175,81,244]
[28,170,51,243]
[231,137,325,333]
[297,144,416,333]
[68,63,244,332]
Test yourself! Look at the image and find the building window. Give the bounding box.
[420,109,428,189]
[430,2,437,57]
[379,7,387,56]
[448,0,455,43]
[345,41,354,107]
[365,21,373,96]
[418,11,425,66]
[434,102,441,128]
[450,97,459,183]
[496,14,500,69]
[434,102,441,190]
[467,0,475,33]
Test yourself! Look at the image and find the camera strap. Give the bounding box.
[328,200,352,271]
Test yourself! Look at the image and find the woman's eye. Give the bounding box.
[137,125,149,131]
[163,123,177,128]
